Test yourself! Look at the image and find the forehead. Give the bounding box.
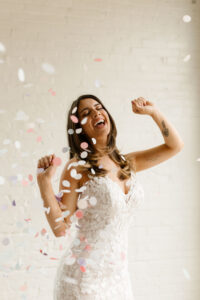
[78,98,100,111]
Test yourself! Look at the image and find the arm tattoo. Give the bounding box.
[161,120,169,137]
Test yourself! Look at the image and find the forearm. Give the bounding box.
[151,109,184,150]
[38,178,67,237]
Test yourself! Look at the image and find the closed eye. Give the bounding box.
[82,107,103,117]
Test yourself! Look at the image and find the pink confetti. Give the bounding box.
[41,228,47,236]
[52,156,62,166]
[70,115,79,123]
[22,179,29,186]
[80,142,88,150]
[80,266,86,272]
[84,244,91,251]
[27,128,34,133]
[75,210,83,219]
[37,136,42,142]
[20,283,27,291]
[24,218,31,222]
[51,91,56,96]
[50,257,59,260]
[34,232,39,238]
[59,244,63,251]
[94,58,102,62]
[28,174,33,181]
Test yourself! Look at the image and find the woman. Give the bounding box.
[37,94,184,299]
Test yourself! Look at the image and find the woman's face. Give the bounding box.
[77,98,111,140]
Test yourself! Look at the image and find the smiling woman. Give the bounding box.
[66,94,136,181]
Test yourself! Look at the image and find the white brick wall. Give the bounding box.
[0,0,199,299]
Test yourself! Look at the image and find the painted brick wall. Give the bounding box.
[0,0,199,299]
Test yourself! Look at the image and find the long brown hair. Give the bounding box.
[66,94,136,180]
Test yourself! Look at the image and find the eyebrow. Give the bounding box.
[79,103,101,114]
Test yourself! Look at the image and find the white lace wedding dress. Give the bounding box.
[53,170,144,300]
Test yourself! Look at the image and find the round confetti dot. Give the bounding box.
[84,244,91,251]
[76,128,82,134]
[81,117,88,125]
[37,136,42,142]
[2,238,10,246]
[73,238,81,246]
[18,68,25,82]
[15,141,21,149]
[17,174,23,180]
[0,176,5,185]
[80,151,88,159]
[77,257,86,266]
[12,200,16,206]
[70,115,79,123]
[89,196,97,206]
[62,180,70,187]
[72,106,77,114]
[41,228,47,236]
[80,142,88,150]
[68,129,74,135]
[91,137,96,144]
[28,174,33,181]
[75,210,83,219]
[183,15,191,23]
[80,265,86,272]
[62,146,70,153]
[42,62,55,74]
[0,42,6,52]
[77,199,88,209]
[52,157,62,166]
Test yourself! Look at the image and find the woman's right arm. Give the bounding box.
[37,155,80,237]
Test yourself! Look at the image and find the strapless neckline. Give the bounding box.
[83,170,136,198]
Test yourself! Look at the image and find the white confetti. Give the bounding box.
[18,68,25,82]
[75,186,86,193]
[15,141,21,149]
[17,174,23,180]
[0,176,5,185]
[182,268,191,280]
[41,62,55,74]
[81,117,88,125]
[68,129,74,135]
[80,151,88,159]
[3,139,11,145]
[72,107,77,114]
[0,42,6,53]
[77,199,88,209]
[183,15,191,23]
[75,128,82,134]
[43,206,51,214]
[37,168,44,174]
[95,79,101,88]
[78,160,86,166]
[89,196,97,206]
[15,110,29,121]
[91,168,95,174]
[62,180,70,187]
[91,137,96,144]
[70,168,82,180]
[183,54,191,62]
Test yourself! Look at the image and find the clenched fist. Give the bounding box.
[37,154,57,183]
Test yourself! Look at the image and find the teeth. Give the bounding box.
[95,120,104,126]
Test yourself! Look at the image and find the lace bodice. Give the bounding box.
[53,170,144,300]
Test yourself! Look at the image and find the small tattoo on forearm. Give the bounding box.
[161,120,169,137]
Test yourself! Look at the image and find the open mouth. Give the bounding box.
[94,120,106,129]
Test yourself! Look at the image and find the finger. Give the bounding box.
[43,157,50,168]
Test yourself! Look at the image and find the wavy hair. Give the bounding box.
[66,94,136,180]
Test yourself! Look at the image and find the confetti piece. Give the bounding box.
[41,228,47,236]
[37,168,44,174]
[2,238,10,246]
[19,283,27,291]
[52,156,62,166]
[84,244,91,251]
[72,107,77,114]
[43,206,50,214]
[62,146,70,153]
[24,218,31,222]
[22,179,29,186]
[68,129,74,134]
[50,257,59,260]
[183,54,191,62]
[89,196,97,206]
[18,68,25,82]
[94,58,102,62]
[80,142,88,150]
[0,176,5,185]
[37,136,42,142]
[27,128,34,133]
[91,137,96,144]
[15,141,21,149]
[77,199,88,209]
[28,174,33,181]
[70,115,79,123]
[80,266,86,272]
[42,63,55,74]
[70,168,82,180]
[0,42,6,52]
[15,110,29,121]
[34,232,39,238]
[91,168,95,174]
[12,200,16,206]
[75,128,82,134]
[77,257,86,266]
[183,268,191,280]
[80,151,88,159]
[75,210,83,219]
[80,116,88,125]
[17,174,23,180]
[183,15,191,22]
[62,180,70,187]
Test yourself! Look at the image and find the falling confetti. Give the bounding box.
[80,151,88,159]
[81,117,88,125]
[62,180,70,187]
[12,200,16,206]
[42,63,55,74]
[37,136,42,143]
[183,54,191,62]
[0,176,5,185]
[72,107,77,114]
[80,142,88,150]
[94,58,102,62]
[52,156,62,166]
[62,146,70,153]
[75,128,82,134]
[91,138,96,144]
[70,168,82,180]
[70,115,79,123]
[0,42,6,52]
[28,174,33,181]
[183,15,191,22]
[18,68,25,82]
[15,110,29,121]
[75,210,84,219]
[15,141,21,149]
[89,196,97,206]
[2,238,10,245]
[68,129,74,135]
